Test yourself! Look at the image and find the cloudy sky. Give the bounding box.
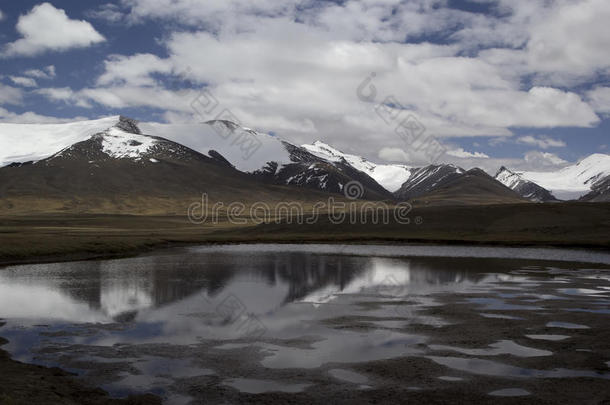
[0,0,608,172]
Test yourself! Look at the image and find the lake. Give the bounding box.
[1,244,609,404]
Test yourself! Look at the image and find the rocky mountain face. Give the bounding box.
[495,166,558,202]
[252,142,394,201]
[0,117,330,214]
[140,119,395,201]
[580,175,610,202]
[393,164,465,201]
[394,166,526,205]
[3,115,608,213]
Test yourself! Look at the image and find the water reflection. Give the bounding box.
[0,245,608,402]
[0,252,492,324]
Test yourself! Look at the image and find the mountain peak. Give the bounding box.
[114,116,141,135]
[495,166,513,177]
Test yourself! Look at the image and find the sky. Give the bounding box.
[0,0,608,173]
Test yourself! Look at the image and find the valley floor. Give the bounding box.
[1,202,609,265]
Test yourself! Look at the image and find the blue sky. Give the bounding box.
[0,0,608,172]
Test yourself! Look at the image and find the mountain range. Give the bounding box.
[0,115,608,214]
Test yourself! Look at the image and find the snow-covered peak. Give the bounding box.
[516,153,610,200]
[0,116,123,167]
[99,127,158,159]
[495,166,522,189]
[139,121,292,173]
[302,141,412,192]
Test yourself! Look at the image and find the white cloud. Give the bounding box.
[2,3,105,57]
[523,151,569,170]
[525,0,610,80]
[0,9,4,21]
[0,84,23,105]
[0,107,88,124]
[378,147,411,163]
[9,76,37,88]
[446,148,489,159]
[97,54,172,86]
[24,65,56,79]
[517,135,566,149]
[86,3,126,23]
[587,87,610,114]
[36,87,92,108]
[30,0,606,168]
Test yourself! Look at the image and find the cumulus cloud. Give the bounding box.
[0,84,23,105]
[86,3,126,23]
[517,135,566,149]
[24,65,56,79]
[446,148,489,159]
[2,3,105,57]
[97,54,172,86]
[587,87,610,114]
[0,107,88,124]
[9,76,37,88]
[523,151,569,170]
[30,0,607,167]
[378,147,411,163]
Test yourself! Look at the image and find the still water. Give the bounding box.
[0,244,609,404]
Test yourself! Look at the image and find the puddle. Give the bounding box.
[479,313,524,320]
[427,356,610,379]
[466,298,541,311]
[438,376,464,382]
[489,388,531,397]
[260,330,426,369]
[213,343,255,350]
[367,320,406,328]
[564,308,610,314]
[546,322,590,329]
[429,340,552,357]
[557,288,608,296]
[134,357,214,379]
[222,378,310,394]
[1,245,609,402]
[328,369,369,384]
[525,335,570,341]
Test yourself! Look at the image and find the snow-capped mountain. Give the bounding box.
[499,154,610,200]
[301,141,412,193]
[141,120,393,200]
[0,116,123,167]
[2,115,605,207]
[0,116,393,204]
[494,167,557,202]
[393,164,465,200]
[0,116,324,214]
[580,175,610,202]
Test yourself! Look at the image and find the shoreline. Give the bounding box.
[1,237,610,268]
[0,336,161,404]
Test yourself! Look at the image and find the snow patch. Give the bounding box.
[100,127,158,159]
[140,121,292,173]
[0,116,121,167]
[518,154,610,200]
[302,141,412,192]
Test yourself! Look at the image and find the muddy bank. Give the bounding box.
[0,335,160,405]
